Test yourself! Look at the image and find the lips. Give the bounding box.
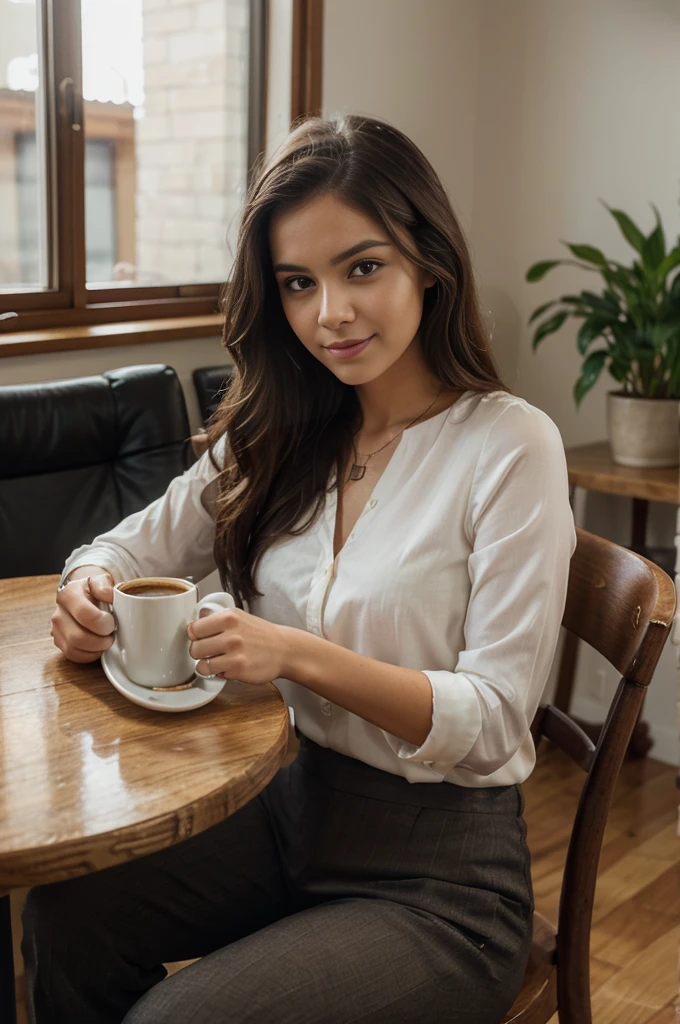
[325,335,374,359]
[326,336,373,350]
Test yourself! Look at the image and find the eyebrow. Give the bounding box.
[272,239,392,274]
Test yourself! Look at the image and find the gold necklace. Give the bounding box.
[348,387,445,481]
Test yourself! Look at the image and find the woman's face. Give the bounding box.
[269,193,435,385]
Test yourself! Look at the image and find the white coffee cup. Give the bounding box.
[111,577,235,688]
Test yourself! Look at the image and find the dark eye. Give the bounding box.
[283,259,383,293]
[284,276,314,293]
[350,259,382,278]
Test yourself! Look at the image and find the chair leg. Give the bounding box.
[0,894,16,1024]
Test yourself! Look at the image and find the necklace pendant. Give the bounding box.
[349,463,366,481]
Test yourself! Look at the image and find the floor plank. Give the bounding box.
[589,925,680,1023]
[645,1003,680,1024]
[523,746,679,1023]
[590,902,678,968]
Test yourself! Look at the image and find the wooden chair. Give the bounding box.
[502,526,676,1024]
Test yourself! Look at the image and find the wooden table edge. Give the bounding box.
[566,468,678,503]
[0,699,289,893]
[565,442,679,504]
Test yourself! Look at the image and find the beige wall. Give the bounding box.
[322,0,680,764]
[323,0,480,233]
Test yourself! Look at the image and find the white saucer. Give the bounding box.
[101,644,226,712]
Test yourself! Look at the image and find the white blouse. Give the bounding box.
[63,390,577,788]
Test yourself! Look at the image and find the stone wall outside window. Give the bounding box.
[135,0,249,285]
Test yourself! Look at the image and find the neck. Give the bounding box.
[354,342,449,436]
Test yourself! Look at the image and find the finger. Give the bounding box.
[189,635,231,661]
[51,623,111,662]
[195,655,234,678]
[53,619,115,654]
[88,573,114,604]
[64,628,115,654]
[187,609,237,641]
[65,646,108,665]
[64,588,115,637]
[195,657,267,684]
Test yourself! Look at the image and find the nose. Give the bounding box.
[317,282,355,331]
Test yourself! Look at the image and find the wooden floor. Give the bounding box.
[530,744,680,1024]
[11,742,680,1023]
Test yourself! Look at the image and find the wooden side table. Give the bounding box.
[556,442,679,756]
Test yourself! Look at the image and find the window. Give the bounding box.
[0,0,269,330]
[1,0,44,291]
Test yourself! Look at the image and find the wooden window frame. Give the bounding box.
[0,0,273,335]
[291,0,323,122]
[1,0,324,354]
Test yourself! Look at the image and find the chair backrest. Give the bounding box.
[192,364,234,426]
[0,364,194,578]
[531,527,676,1022]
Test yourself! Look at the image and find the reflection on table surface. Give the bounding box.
[0,576,288,890]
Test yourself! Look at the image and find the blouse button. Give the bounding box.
[369,498,378,509]
[320,700,332,717]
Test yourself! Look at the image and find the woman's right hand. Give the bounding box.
[51,567,116,663]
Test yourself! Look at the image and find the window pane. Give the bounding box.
[82,0,250,289]
[0,0,47,290]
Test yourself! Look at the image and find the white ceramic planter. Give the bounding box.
[607,392,680,468]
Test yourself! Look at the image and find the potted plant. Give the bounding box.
[526,202,680,467]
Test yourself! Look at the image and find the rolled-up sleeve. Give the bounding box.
[386,403,576,777]
[62,438,225,585]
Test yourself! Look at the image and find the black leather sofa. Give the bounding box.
[192,364,234,426]
[0,364,195,578]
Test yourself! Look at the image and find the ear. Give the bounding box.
[422,271,437,290]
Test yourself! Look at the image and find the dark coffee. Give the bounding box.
[119,580,191,598]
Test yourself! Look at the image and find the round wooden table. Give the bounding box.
[0,575,289,1021]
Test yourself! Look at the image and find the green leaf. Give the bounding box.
[603,288,621,307]
[579,291,621,316]
[564,243,608,267]
[609,322,638,364]
[532,310,570,349]
[526,260,563,282]
[650,321,680,352]
[602,203,645,254]
[528,300,557,325]
[577,318,609,355]
[642,224,665,271]
[573,350,608,406]
[608,357,630,383]
[601,267,642,313]
[650,203,666,254]
[657,246,680,283]
[670,272,680,302]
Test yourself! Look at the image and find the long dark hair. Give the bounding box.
[207,113,508,607]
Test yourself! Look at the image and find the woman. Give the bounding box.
[26,114,576,1023]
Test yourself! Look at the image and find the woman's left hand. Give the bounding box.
[187,606,291,684]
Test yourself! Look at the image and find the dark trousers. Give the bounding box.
[22,737,534,1024]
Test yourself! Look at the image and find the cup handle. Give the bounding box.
[193,592,236,680]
